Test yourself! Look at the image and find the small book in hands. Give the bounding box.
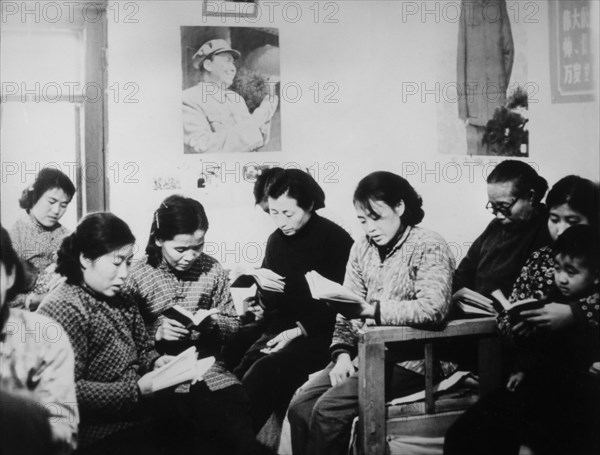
[138,347,215,393]
[162,305,219,330]
[490,289,544,322]
[454,287,543,319]
[305,271,364,304]
[229,266,285,292]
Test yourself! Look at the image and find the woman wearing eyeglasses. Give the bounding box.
[453,160,552,300]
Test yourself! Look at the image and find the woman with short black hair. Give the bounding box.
[9,168,76,309]
[234,169,354,435]
[287,171,454,455]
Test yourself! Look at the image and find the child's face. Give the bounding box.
[554,253,598,299]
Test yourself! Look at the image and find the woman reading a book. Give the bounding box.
[233,169,354,434]
[508,175,599,333]
[123,195,264,455]
[287,171,455,455]
[9,168,76,310]
[37,212,182,454]
[453,160,551,300]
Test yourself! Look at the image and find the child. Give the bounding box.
[445,224,600,455]
[507,223,600,391]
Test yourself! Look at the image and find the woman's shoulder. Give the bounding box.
[195,253,226,275]
[314,213,352,236]
[406,226,450,250]
[38,283,90,320]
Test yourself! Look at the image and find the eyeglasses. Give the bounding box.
[485,198,519,216]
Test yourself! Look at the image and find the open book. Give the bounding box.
[229,266,285,292]
[305,271,364,304]
[454,287,542,318]
[138,347,215,393]
[490,289,544,320]
[162,305,219,330]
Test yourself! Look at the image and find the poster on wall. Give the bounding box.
[549,0,595,103]
[181,25,281,154]
[436,0,530,157]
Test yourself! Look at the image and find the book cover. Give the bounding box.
[229,266,285,292]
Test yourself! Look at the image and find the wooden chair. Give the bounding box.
[356,317,502,455]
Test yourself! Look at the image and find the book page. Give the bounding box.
[305,271,364,304]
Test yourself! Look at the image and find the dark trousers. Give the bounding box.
[444,373,600,455]
[237,334,331,434]
[77,383,266,455]
[288,361,425,455]
[74,422,177,455]
[175,382,267,455]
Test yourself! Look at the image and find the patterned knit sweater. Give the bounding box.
[330,226,456,376]
[38,283,159,448]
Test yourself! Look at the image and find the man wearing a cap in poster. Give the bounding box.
[183,39,279,154]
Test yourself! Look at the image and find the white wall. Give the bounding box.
[106,0,600,268]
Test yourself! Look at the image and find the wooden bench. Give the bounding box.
[356,317,501,455]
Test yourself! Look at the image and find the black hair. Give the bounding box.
[56,212,136,284]
[145,195,209,267]
[18,168,76,212]
[353,171,424,226]
[486,160,548,204]
[0,226,26,306]
[253,167,285,211]
[553,224,600,271]
[266,169,325,212]
[546,175,599,232]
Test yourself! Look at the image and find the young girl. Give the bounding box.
[288,171,454,455]
[510,175,598,332]
[9,168,76,310]
[124,195,262,455]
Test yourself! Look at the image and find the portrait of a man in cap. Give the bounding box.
[182,38,278,154]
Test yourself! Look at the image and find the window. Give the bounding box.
[1,1,107,228]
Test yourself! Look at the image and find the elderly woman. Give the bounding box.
[453,160,551,299]
[9,168,75,310]
[287,171,455,455]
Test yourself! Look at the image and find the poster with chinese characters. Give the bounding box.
[550,0,595,103]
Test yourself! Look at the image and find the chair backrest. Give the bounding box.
[356,317,501,455]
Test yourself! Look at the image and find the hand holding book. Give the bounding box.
[229,266,285,292]
[137,347,216,394]
[304,271,373,319]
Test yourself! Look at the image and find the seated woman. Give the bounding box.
[509,175,599,330]
[233,169,354,434]
[445,224,600,455]
[0,225,78,454]
[9,168,75,310]
[287,171,454,455]
[37,213,179,455]
[453,160,551,299]
[123,195,263,455]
